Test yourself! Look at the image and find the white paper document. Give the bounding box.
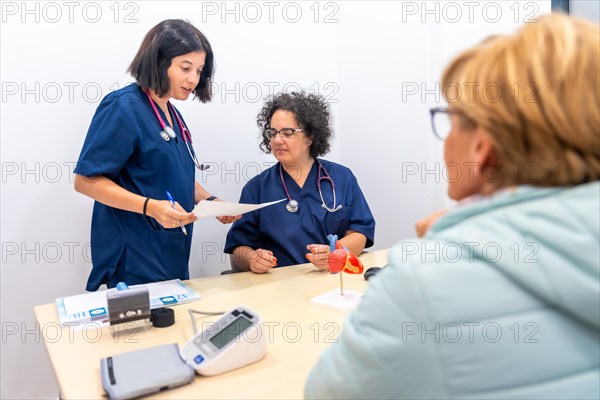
[193,198,286,218]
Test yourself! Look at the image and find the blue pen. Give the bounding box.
[166,191,188,235]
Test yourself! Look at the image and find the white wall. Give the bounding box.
[571,0,600,23]
[0,1,550,398]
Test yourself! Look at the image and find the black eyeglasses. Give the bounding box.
[264,128,304,140]
[429,107,453,140]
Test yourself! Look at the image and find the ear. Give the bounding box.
[470,127,502,193]
[471,127,497,170]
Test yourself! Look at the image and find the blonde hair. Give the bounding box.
[441,13,600,186]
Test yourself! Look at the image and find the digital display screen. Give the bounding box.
[209,316,253,350]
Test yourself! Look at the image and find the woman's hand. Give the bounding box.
[415,208,448,237]
[210,198,241,224]
[249,248,278,273]
[147,199,197,229]
[306,244,330,270]
[217,215,241,224]
[194,182,240,224]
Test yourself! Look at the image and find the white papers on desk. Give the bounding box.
[193,198,285,218]
[56,279,200,327]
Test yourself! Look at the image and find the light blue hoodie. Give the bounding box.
[305,182,600,399]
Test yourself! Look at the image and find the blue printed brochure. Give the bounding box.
[56,279,200,326]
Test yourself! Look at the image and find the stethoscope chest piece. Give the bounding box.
[164,126,176,139]
[146,90,207,171]
[286,199,299,213]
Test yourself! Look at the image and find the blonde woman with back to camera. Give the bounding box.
[305,14,599,400]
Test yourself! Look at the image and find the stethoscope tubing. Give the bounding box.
[145,89,208,171]
[279,159,342,213]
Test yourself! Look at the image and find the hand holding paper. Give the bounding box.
[193,198,286,219]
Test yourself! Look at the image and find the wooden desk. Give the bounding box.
[34,250,389,399]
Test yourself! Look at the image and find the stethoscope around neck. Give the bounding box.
[145,89,209,171]
[279,159,343,213]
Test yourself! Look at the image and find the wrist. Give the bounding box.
[206,195,217,201]
[143,197,151,217]
[144,198,158,218]
[246,249,258,265]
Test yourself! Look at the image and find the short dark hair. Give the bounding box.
[128,19,214,102]
[257,92,332,158]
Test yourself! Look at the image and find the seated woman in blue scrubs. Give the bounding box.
[225,92,375,273]
[74,20,238,290]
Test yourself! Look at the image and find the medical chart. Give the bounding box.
[193,198,285,218]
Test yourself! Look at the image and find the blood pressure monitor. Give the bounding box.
[180,306,266,376]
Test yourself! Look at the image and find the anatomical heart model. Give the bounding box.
[327,234,364,295]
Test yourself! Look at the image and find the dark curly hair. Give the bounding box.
[257,92,332,158]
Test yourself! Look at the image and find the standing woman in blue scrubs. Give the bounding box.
[74,20,238,290]
[225,92,375,273]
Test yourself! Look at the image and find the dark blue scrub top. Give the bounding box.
[224,159,375,267]
[75,83,196,290]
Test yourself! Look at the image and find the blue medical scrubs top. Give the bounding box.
[74,83,196,291]
[224,159,375,267]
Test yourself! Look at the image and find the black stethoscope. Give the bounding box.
[145,90,209,171]
[280,159,343,213]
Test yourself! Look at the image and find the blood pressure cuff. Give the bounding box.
[100,343,194,399]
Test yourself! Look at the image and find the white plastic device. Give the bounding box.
[180,306,266,376]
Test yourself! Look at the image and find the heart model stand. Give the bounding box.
[309,234,365,312]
